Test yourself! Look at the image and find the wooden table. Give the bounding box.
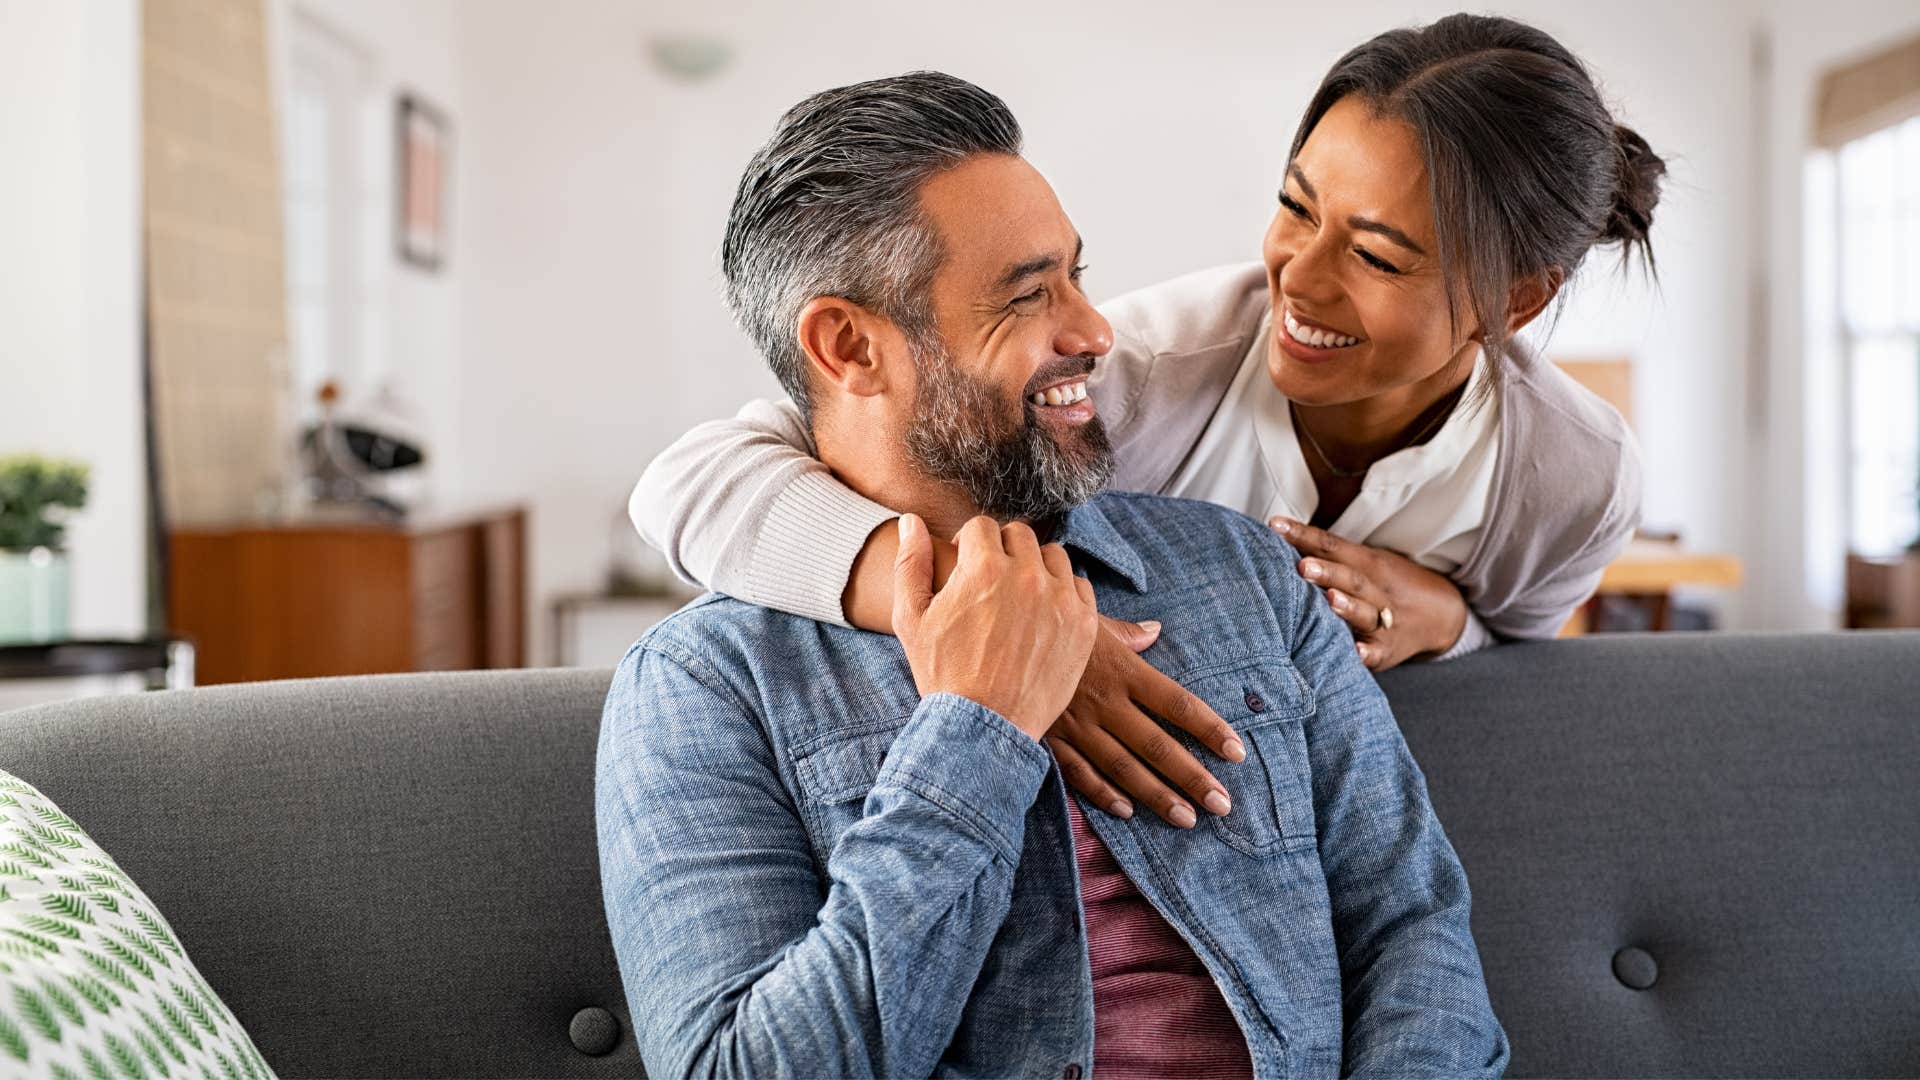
[1562,540,1745,635]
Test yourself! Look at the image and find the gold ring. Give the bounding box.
[1377,607,1394,632]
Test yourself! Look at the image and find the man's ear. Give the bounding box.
[1503,268,1564,337]
[796,296,905,400]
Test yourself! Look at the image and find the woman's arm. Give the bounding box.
[628,397,900,626]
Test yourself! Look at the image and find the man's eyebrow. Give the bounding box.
[1287,163,1427,256]
[995,236,1085,292]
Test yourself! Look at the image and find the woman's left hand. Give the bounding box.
[1268,517,1470,672]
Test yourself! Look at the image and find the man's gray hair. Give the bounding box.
[720,72,1023,423]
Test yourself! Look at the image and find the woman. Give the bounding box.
[631,13,1660,827]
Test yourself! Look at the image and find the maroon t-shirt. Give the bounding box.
[1066,797,1255,1079]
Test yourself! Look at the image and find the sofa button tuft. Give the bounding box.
[1612,946,1658,990]
[1063,1065,1082,1080]
[570,1006,621,1056]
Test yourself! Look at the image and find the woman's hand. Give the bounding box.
[1046,616,1246,828]
[1268,517,1469,672]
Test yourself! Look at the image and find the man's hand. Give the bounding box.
[893,514,1099,740]
[1269,517,1471,671]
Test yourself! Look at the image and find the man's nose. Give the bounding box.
[1055,288,1113,359]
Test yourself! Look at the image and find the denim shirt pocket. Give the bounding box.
[1175,655,1318,857]
[792,719,907,845]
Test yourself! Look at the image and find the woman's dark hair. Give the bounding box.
[1288,13,1667,374]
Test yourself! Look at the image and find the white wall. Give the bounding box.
[0,0,145,639]
[447,0,1772,658]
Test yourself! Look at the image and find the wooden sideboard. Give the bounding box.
[168,505,526,685]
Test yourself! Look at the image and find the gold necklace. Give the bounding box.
[1291,391,1462,481]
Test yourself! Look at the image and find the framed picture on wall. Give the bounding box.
[396,93,450,271]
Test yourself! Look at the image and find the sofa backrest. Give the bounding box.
[1,632,1915,1077]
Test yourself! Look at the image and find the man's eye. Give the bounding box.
[1012,287,1046,307]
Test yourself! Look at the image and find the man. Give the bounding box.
[597,71,1507,1078]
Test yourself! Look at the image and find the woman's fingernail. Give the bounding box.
[1109,799,1134,819]
[1170,803,1198,829]
[1330,591,1348,611]
[1203,790,1232,816]
[1223,737,1246,762]
[1302,561,1323,580]
[1269,518,1292,537]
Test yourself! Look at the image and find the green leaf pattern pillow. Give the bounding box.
[0,769,274,1080]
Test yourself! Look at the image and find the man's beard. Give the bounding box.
[902,342,1115,522]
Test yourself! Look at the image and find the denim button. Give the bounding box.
[1063,1065,1082,1080]
[1612,946,1658,990]
[1244,689,1267,713]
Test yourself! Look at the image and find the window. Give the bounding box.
[1837,115,1920,555]
[282,13,373,416]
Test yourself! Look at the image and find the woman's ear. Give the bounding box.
[1504,268,1565,337]
[796,297,900,400]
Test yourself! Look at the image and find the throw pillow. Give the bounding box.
[0,768,275,1079]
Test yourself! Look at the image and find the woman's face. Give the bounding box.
[1263,94,1478,409]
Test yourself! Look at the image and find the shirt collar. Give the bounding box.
[1055,498,1149,593]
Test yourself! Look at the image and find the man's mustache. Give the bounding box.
[1022,355,1099,400]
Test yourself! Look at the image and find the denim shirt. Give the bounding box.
[597,492,1509,1078]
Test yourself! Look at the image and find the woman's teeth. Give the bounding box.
[1284,310,1362,349]
[1030,380,1090,407]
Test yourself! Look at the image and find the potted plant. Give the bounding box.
[0,455,90,645]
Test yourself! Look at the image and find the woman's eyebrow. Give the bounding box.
[1289,162,1427,256]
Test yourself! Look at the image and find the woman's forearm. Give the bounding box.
[844,520,958,634]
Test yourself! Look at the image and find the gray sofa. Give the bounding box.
[1,631,1916,1078]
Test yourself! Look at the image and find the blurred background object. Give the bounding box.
[2,0,1918,698]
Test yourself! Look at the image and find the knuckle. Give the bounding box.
[1139,732,1179,765]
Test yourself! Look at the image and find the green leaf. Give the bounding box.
[27,821,84,850]
[30,803,85,835]
[23,914,85,939]
[100,936,155,980]
[51,1064,81,1080]
[0,1012,27,1063]
[14,982,61,1041]
[133,910,182,958]
[3,928,63,955]
[133,1027,170,1080]
[213,1048,241,1080]
[104,1031,146,1079]
[42,892,96,925]
[114,924,171,969]
[188,971,234,1026]
[1,843,54,870]
[137,1008,185,1063]
[84,871,134,899]
[172,983,216,1035]
[157,997,201,1051]
[41,978,85,1027]
[91,891,121,915]
[77,947,138,992]
[80,1044,114,1080]
[65,971,122,1014]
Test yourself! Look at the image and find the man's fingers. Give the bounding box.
[890,514,935,634]
[955,515,1005,560]
[1001,520,1042,564]
[1132,659,1246,763]
[1073,575,1096,610]
[1048,730,1134,819]
[1040,542,1074,580]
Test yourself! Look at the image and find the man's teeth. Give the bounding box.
[1284,310,1362,349]
[1030,380,1090,407]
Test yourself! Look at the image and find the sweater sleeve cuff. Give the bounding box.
[875,693,1052,862]
[748,470,900,627]
[1435,608,1496,662]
